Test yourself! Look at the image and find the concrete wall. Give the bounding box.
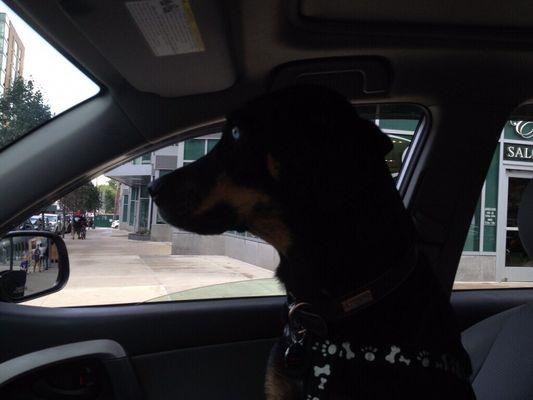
[224,234,280,270]
[455,254,496,281]
[119,222,133,232]
[150,224,172,242]
[171,230,279,271]
[166,227,498,280]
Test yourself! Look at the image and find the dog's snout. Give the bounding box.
[148,176,166,198]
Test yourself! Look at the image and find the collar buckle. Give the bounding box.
[288,302,328,339]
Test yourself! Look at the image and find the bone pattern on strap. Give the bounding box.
[305,339,470,400]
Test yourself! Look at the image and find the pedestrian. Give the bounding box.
[72,212,81,239]
[33,246,41,273]
[20,251,28,273]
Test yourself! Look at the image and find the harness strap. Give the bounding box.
[304,337,471,400]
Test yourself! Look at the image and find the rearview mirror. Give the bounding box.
[0,231,69,302]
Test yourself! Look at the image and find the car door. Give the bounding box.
[0,103,428,400]
[4,1,533,400]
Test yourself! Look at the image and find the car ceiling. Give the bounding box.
[9,0,533,142]
[4,0,533,291]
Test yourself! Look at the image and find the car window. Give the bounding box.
[455,114,533,289]
[7,103,424,307]
[0,2,99,152]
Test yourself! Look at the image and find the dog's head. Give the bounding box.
[149,85,393,255]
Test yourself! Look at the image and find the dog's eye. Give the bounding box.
[231,126,240,140]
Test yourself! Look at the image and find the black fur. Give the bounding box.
[149,85,476,399]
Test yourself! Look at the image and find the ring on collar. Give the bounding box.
[288,302,329,339]
[288,302,312,341]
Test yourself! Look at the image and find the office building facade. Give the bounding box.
[0,13,24,94]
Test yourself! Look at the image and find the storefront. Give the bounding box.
[458,120,533,282]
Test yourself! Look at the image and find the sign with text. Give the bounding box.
[484,208,497,226]
[504,143,533,162]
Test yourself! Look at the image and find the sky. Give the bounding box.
[0,2,106,184]
[0,1,99,115]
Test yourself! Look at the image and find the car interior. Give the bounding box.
[2,0,533,399]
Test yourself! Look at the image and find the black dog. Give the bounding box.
[149,86,476,399]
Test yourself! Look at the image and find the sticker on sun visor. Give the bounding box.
[126,0,205,56]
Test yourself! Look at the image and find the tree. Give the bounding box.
[98,180,118,214]
[60,183,101,213]
[0,77,52,148]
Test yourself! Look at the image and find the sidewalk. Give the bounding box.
[24,228,275,307]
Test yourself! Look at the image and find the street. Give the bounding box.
[24,228,276,307]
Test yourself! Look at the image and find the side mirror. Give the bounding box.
[0,231,69,302]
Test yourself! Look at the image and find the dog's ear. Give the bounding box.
[254,86,397,216]
[266,86,392,173]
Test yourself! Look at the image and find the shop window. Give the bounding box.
[140,184,149,199]
[358,104,423,179]
[139,198,150,231]
[121,194,129,222]
[184,137,220,164]
[128,200,136,226]
[378,118,419,132]
[207,138,219,152]
[141,153,151,164]
[184,139,205,161]
[129,187,139,226]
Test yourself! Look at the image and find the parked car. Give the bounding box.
[110,220,119,229]
[29,215,41,230]
[44,214,59,233]
[2,1,533,399]
[17,219,34,231]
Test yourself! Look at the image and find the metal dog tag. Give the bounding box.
[284,341,306,372]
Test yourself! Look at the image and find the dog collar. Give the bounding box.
[287,245,419,335]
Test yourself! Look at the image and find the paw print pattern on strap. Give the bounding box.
[312,340,338,357]
[309,339,468,380]
[361,346,378,361]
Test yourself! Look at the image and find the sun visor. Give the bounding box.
[60,0,235,97]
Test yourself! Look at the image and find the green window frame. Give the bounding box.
[141,153,151,164]
[184,139,206,161]
[122,194,129,222]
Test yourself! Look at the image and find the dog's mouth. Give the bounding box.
[156,199,243,235]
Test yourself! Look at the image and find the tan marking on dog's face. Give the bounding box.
[248,216,291,255]
[194,174,270,217]
[267,154,281,179]
[194,174,292,254]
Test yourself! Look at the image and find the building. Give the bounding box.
[106,123,415,270]
[457,120,533,283]
[103,101,533,281]
[106,133,221,241]
[0,13,24,94]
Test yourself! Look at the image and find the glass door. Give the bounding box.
[497,170,533,281]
